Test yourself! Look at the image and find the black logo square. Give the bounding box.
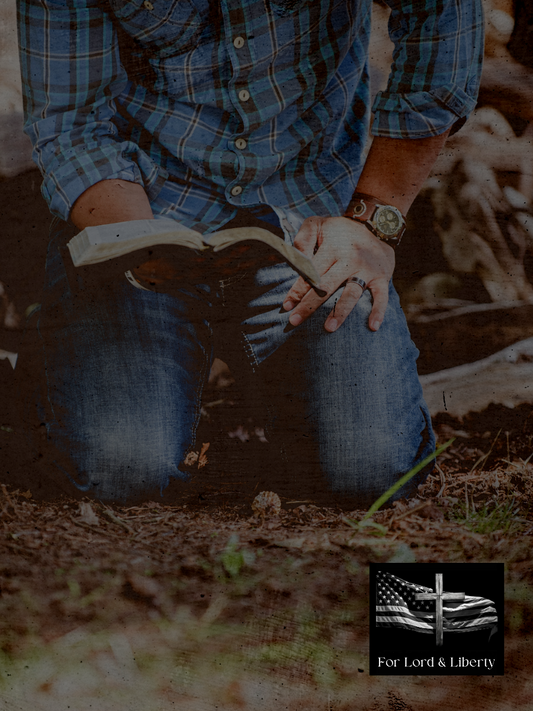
[369,563,504,675]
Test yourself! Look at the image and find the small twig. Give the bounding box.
[469,429,502,475]
[1,538,33,555]
[465,481,469,518]
[203,399,226,408]
[70,517,123,540]
[70,518,156,550]
[436,464,446,498]
[101,508,135,534]
[468,453,489,475]
[390,501,432,523]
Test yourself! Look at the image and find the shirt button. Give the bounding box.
[233,36,245,49]
[235,138,247,150]
[231,185,243,196]
[143,0,154,9]
[238,89,250,102]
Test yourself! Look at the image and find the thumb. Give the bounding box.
[293,216,324,257]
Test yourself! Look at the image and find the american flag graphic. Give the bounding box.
[375,571,498,635]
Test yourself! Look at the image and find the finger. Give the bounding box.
[367,280,389,331]
[288,288,326,326]
[283,220,325,311]
[324,281,365,332]
[283,275,312,311]
[283,251,338,311]
[293,217,321,258]
[287,263,347,325]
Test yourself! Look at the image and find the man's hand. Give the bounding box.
[282,130,452,332]
[282,216,395,332]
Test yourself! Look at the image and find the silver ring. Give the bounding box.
[345,276,367,291]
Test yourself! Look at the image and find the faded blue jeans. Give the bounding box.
[26,212,435,506]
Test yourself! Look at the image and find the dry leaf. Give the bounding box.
[183,451,199,466]
[78,502,99,526]
[183,443,210,468]
[198,442,210,469]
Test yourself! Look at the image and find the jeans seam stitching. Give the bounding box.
[240,332,260,373]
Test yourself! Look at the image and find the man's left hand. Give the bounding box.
[282,216,395,332]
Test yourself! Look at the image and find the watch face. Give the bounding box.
[374,206,402,236]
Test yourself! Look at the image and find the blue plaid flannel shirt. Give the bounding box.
[17,0,484,232]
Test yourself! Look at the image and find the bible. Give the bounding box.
[66,218,323,293]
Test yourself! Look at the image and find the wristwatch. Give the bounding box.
[344,192,406,248]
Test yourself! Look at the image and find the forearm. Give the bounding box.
[354,131,450,215]
[19,0,147,224]
[70,180,154,229]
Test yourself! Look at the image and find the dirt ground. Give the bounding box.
[0,393,532,710]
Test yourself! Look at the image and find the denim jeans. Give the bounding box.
[24,212,435,506]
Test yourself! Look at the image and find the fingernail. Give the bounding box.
[326,318,338,332]
[283,299,295,311]
[289,313,302,326]
[371,319,381,331]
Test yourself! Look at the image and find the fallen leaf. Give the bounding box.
[78,502,99,526]
[198,442,210,469]
[183,451,199,466]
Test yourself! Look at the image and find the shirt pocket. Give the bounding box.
[106,0,215,55]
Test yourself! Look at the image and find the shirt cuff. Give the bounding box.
[371,83,478,139]
[39,141,167,222]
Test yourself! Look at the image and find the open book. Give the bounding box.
[66,218,322,292]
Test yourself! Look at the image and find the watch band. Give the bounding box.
[344,192,406,248]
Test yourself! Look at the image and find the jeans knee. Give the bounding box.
[50,416,193,502]
[320,406,435,503]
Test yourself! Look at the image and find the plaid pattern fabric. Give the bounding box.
[18,0,484,230]
[376,571,498,636]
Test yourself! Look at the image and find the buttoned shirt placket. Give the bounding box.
[221,0,256,208]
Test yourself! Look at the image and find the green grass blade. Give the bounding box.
[361,438,454,521]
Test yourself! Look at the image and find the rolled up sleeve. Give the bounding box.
[372,0,485,139]
[17,0,160,221]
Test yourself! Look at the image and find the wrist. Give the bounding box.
[343,192,406,249]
